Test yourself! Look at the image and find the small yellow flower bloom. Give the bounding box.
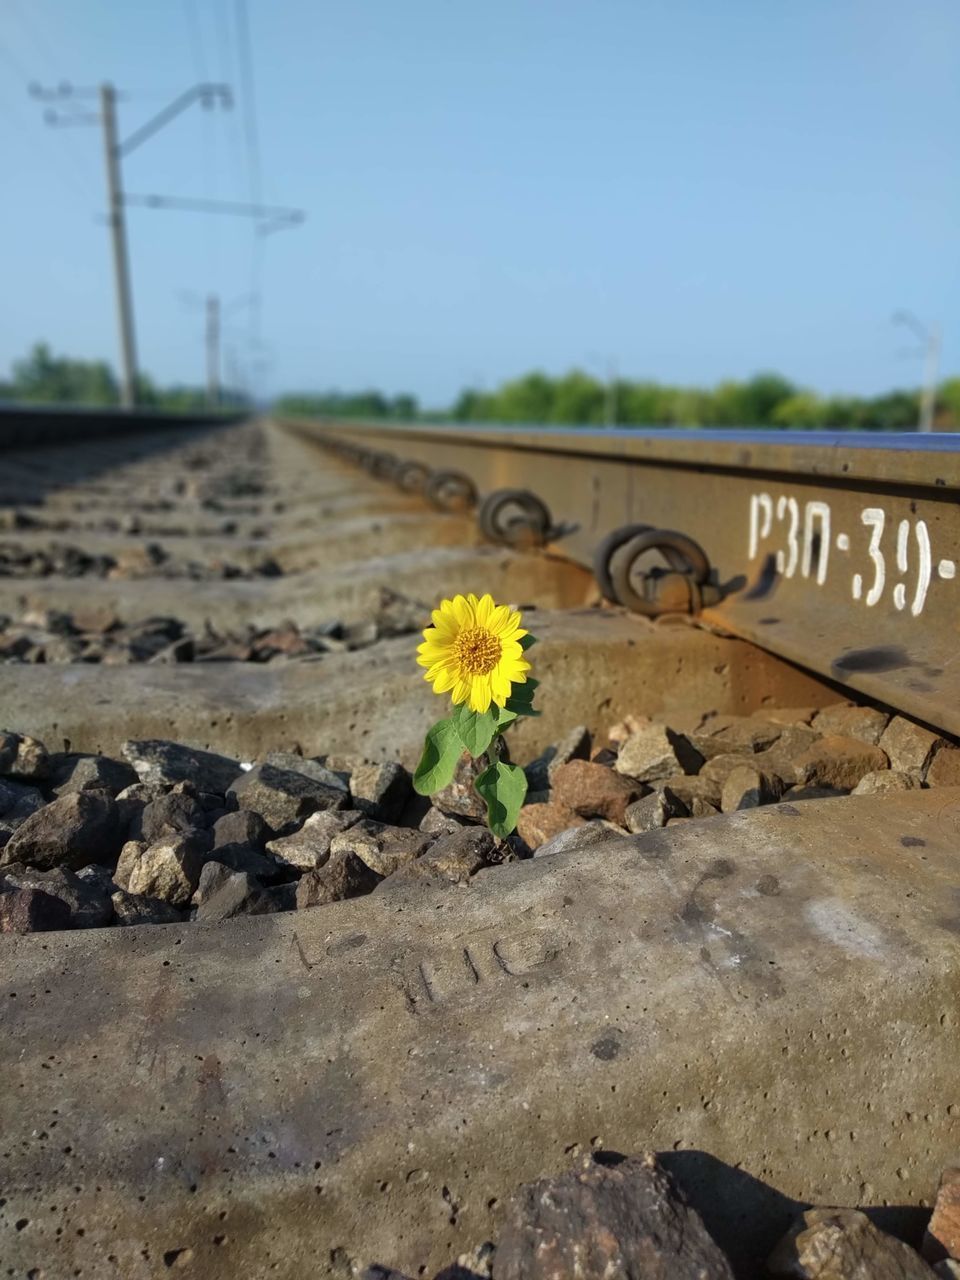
[417,593,530,713]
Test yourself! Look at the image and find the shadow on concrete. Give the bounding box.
[652,1148,930,1278]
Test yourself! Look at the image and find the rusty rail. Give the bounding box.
[281,417,960,738]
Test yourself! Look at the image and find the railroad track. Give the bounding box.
[1,410,958,1279]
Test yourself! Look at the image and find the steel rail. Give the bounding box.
[281,416,960,738]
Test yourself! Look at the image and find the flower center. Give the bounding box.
[454,626,502,676]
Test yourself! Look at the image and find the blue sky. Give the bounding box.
[1,0,958,405]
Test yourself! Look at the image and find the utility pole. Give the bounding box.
[893,310,942,433]
[206,294,220,407]
[32,81,303,409]
[99,83,138,409]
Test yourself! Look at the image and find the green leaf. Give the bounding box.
[504,677,540,717]
[519,633,538,651]
[452,704,500,756]
[474,760,528,838]
[413,718,462,796]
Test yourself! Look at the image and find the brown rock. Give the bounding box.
[516,801,584,851]
[721,764,781,812]
[768,1207,937,1278]
[794,735,889,790]
[331,819,433,877]
[813,702,890,745]
[493,1152,734,1280]
[701,752,757,785]
[614,723,704,781]
[689,796,721,818]
[926,748,960,789]
[551,759,647,823]
[1,790,123,871]
[852,769,921,796]
[760,706,818,726]
[624,787,688,833]
[924,1166,960,1265]
[879,716,945,776]
[0,885,71,933]
[296,848,380,908]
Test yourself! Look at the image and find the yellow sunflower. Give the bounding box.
[417,593,530,713]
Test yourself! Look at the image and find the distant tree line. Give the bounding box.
[276,390,420,420]
[0,343,248,412]
[277,368,960,431]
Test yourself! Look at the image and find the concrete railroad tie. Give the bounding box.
[2,787,958,1278]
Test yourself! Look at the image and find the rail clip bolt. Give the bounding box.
[604,527,713,617]
[478,488,553,548]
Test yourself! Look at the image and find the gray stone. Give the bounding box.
[812,702,890,745]
[433,754,488,820]
[419,806,473,837]
[615,723,704,781]
[208,841,281,881]
[546,724,592,784]
[852,769,921,796]
[710,717,785,755]
[110,889,184,926]
[332,819,433,878]
[494,1152,734,1280]
[191,860,235,907]
[125,831,212,906]
[121,738,242,794]
[350,761,411,822]
[651,774,722,808]
[113,840,146,891]
[720,764,781,812]
[228,761,347,834]
[879,716,946,777]
[0,729,49,780]
[195,871,281,923]
[531,821,622,859]
[212,808,272,848]
[295,848,380,908]
[0,777,45,819]
[625,786,689,833]
[389,826,495,885]
[262,752,350,799]
[0,790,122,871]
[115,782,165,805]
[701,752,758,785]
[48,753,139,798]
[0,864,113,928]
[0,885,71,933]
[131,792,208,843]
[266,809,364,872]
[768,1207,937,1278]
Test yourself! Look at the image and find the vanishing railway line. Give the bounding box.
[1,408,959,1278]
